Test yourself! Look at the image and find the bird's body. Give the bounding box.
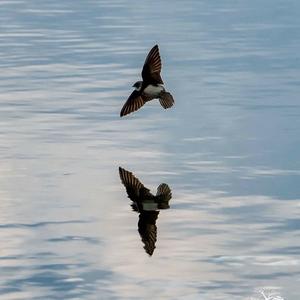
[143,83,165,97]
[120,45,174,117]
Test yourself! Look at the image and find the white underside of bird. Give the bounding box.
[143,84,165,97]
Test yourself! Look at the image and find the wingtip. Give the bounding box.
[153,44,159,51]
[120,109,126,117]
[118,166,126,183]
[150,44,159,51]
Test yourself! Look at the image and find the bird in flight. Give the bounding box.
[120,45,174,117]
[119,167,172,255]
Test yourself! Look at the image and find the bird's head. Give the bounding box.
[132,81,143,91]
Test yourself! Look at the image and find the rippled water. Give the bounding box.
[1,1,300,299]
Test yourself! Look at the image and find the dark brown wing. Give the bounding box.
[138,211,159,256]
[120,90,146,117]
[119,167,150,201]
[142,45,163,84]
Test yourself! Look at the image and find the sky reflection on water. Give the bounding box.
[1,0,300,299]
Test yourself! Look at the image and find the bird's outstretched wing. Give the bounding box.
[142,45,163,84]
[138,211,159,256]
[120,90,145,117]
[119,167,150,201]
[120,90,155,117]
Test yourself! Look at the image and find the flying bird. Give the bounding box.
[120,45,174,117]
[119,167,172,255]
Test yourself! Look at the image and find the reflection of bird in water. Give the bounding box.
[120,45,175,117]
[119,167,172,256]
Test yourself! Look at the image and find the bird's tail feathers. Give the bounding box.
[159,91,174,109]
[156,183,172,200]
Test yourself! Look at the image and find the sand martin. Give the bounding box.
[119,167,172,255]
[120,45,174,117]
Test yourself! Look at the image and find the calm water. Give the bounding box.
[1,1,300,299]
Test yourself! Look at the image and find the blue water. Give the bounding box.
[1,1,300,299]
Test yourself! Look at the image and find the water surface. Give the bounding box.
[1,1,300,299]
